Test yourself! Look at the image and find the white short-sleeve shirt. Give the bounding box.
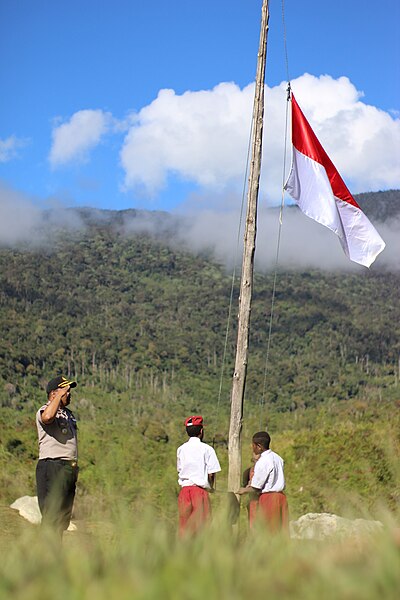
[250,449,285,493]
[177,437,221,489]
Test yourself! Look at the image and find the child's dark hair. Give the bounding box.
[186,424,203,437]
[252,431,270,449]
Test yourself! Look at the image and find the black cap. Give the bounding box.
[46,375,77,395]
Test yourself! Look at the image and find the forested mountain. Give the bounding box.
[1,190,400,417]
[355,189,400,221]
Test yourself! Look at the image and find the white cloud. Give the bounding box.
[0,184,45,246]
[120,74,400,201]
[170,204,395,272]
[120,83,254,195]
[0,180,397,271]
[0,135,29,162]
[0,183,84,247]
[49,109,112,167]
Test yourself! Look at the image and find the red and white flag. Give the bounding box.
[284,94,385,267]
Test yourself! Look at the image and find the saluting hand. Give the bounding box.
[41,386,70,424]
[52,387,69,404]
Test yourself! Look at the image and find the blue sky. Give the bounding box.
[0,0,399,214]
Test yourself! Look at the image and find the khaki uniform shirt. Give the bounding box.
[36,405,78,460]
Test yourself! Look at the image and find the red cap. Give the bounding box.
[185,415,203,427]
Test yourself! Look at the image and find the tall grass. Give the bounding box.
[1,503,399,600]
[1,401,399,598]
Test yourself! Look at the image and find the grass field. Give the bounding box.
[1,397,399,599]
[1,498,400,600]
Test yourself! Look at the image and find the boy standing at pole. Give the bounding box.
[242,450,260,523]
[238,431,289,533]
[177,415,221,536]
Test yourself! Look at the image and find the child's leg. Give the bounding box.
[186,487,210,534]
[249,499,258,527]
[178,487,193,536]
[259,492,288,533]
[279,493,289,533]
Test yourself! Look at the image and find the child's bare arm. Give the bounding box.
[208,473,216,490]
[237,485,261,496]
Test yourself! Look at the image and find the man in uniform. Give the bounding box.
[35,375,78,537]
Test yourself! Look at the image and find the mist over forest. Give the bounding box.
[1,189,399,271]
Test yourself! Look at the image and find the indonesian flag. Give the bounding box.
[284,94,385,267]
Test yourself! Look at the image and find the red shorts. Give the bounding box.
[250,491,289,533]
[178,485,211,536]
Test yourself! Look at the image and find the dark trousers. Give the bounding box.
[36,459,78,535]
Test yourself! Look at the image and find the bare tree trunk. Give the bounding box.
[228,0,270,494]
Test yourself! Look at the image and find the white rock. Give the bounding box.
[10,495,77,531]
[10,495,41,524]
[290,512,383,540]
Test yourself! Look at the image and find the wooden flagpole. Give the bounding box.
[228,0,270,493]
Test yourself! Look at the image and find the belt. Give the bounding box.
[41,458,78,468]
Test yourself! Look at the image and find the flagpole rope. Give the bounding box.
[257,1,291,429]
[213,119,254,437]
[258,81,291,428]
[214,0,273,437]
[281,0,291,83]
[216,0,290,436]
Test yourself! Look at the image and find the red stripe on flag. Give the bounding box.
[291,94,359,208]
